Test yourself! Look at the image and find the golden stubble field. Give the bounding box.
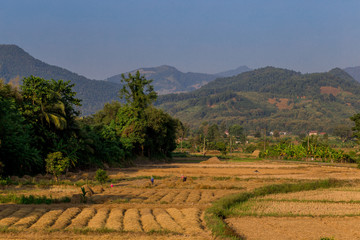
[1,158,360,239]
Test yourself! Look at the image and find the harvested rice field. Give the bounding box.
[2,158,360,239]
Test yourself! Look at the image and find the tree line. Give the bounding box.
[0,72,179,177]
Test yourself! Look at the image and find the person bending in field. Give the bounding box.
[181,175,187,182]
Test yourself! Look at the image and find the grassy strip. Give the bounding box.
[0,194,70,204]
[204,178,344,239]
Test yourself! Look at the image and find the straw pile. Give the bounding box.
[200,157,223,164]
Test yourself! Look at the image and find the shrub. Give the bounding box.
[45,152,70,181]
[95,169,109,184]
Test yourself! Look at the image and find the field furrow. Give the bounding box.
[186,190,201,203]
[66,208,96,229]
[0,207,18,220]
[0,207,33,227]
[129,189,144,197]
[153,208,183,233]
[11,208,47,229]
[144,191,169,203]
[139,208,161,232]
[105,208,123,230]
[87,208,109,229]
[165,208,190,232]
[50,207,81,229]
[123,208,142,232]
[158,191,178,203]
[137,189,156,198]
[181,208,203,233]
[29,209,63,229]
[172,191,190,204]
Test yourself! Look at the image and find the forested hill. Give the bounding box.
[155,67,360,133]
[106,65,251,94]
[0,44,121,115]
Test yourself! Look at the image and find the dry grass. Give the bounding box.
[87,208,109,229]
[262,188,360,202]
[66,208,96,229]
[167,208,203,234]
[123,209,142,232]
[11,208,47,229]
[29,209,63,229]
[198,191,215,204]
[4,160,360,239]
[227,216,360,240]
[172,191,190,204]
[186,191,201,203]
[0,207,33,227]
[105,208,123,230]
[181,208,203,233]
[241,200,360,216]
[153,208,182,233]
[50,207,81,229]
[139,208,161,232]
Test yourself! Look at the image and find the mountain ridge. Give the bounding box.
[0,44,121,115]
[106,65,251,94]
[155,66,360,133]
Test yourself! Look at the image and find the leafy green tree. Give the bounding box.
[333,124,352,142]
[207,124,221,143]
[229,124,244,140]
[176,121,189,152]
[119,71,157,110]
[20,76,81,160]
[21,76,67,130]
[144,107,178,158]
[0,95,41,176]
[45,152,70,181]
[216,142,228,156]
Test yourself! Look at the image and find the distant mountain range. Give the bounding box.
[1,43,360,133]
[105,65,251,94]
[0,44,251,114]
[155,67,360,133]
[343,66,360,82]
[0,44,121,115]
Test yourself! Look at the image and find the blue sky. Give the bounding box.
[1,0,360,79]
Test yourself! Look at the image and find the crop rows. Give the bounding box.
[0,206,205,234]
[105,188,233,204]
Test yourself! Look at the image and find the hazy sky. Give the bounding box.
[1,0,360,79]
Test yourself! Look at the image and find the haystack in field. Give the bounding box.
[201,157,223,164]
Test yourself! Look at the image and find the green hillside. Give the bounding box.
[155,67,360,133]
[0,44,121,115]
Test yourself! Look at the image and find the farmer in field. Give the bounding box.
[150,176,154,184]
[181,174,187,182]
